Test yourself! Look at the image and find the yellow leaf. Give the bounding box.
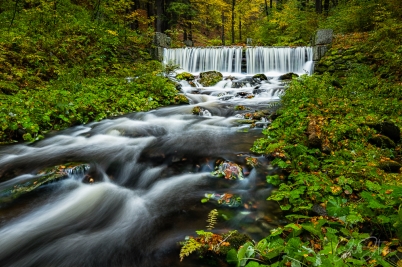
[381,246,390,257]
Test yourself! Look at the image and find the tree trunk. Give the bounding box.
[264,0,269,16]
[93,0,101,22]
[183,29,187,41]
[315,0,322,13]
[221,10,225,46]
[9,0,19,31]
[324,0,330,14]
[156,0,163,32]
[239,16,242,42]
[231,0,235,44]
[53,0,57,26]
[270,0,273,9]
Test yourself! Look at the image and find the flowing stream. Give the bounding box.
[0,47,311,267]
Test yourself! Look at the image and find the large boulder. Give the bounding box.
[366,121,401,143]
[199,71,223,87]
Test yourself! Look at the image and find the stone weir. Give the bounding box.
[163,46,314,75]
[153,29,333,75]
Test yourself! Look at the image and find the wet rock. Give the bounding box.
[0,163,90,204]
[252,110,270,120]
[176,72,194,81]
[192,106,211,116]
[212,161,244,180]
[225,76,236,81]
[369,134,396,149]
[192,106,201,115]
[203,193,242,208]
[379,160,402,173]
[235,119,256,125]
[174,94,189,104]
[235,92,249,97]
[234,105,248,111]
[366,121,401,143]
[231,77,253,88]
[278,72,299,80]
[252,73,268,82]
[199,71,223,87]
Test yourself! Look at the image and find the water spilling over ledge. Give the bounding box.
[163,46,314,75]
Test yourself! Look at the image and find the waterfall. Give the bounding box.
[163,46,314,75]
[163,47,243,73]
[246,47,313,75]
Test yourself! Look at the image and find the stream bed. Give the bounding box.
[0,73,291,267]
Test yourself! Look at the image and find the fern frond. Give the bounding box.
[179,238,202,262]
[206,209,219,230]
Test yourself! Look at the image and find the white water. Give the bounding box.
[163,47,243,73]
[163,46,314,75]
[246,47,313,75]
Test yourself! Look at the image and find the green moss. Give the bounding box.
[199,71,223,87]
[176,72,195,81]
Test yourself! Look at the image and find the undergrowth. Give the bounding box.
[246,66,402,266]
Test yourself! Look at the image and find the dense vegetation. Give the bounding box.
[0,0,186,143]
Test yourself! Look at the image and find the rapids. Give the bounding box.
[0,50,305,266]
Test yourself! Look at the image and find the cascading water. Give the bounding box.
[246,47,313,75]
[0,48,308,267]
[163,47,243,74]
[163,46,314,75]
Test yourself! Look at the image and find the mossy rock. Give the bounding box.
[199,71,223,87]
[235,119,256,125]
[0,163,89,204]
[174,94,189,104]
[252,110,270,120]
[0,81,19,95]
[379,160,402,173]
[278,72,299,80]
[192,106,201,115]
[212,161,244,180]
[252,73,268,81]
[176,72,194,81]
[366,121,401,143]
[369,134,396,148]
[234,105,248,111]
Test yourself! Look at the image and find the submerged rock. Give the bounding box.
[199,71,223,87]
